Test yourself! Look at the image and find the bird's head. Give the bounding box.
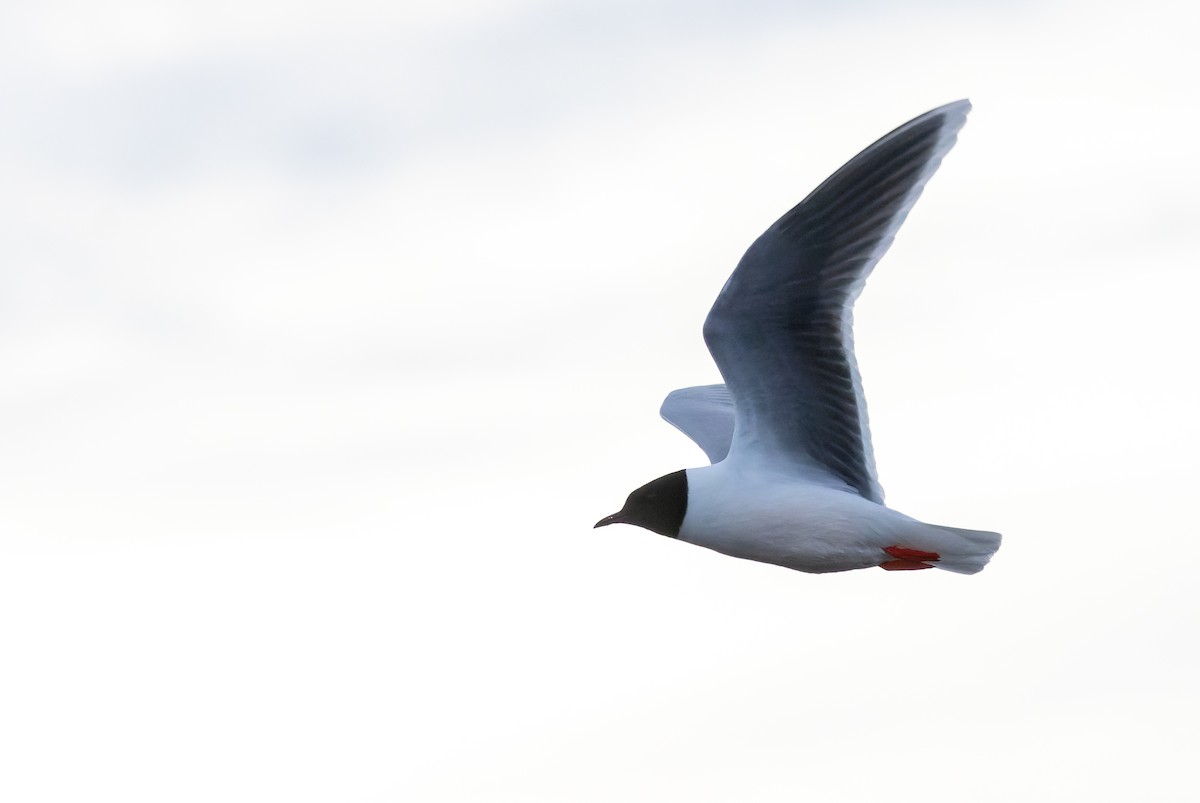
[595,469,688,537]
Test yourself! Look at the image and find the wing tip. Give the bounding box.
[926,98,972,120]
[660,385,735,464]
[896,98,972,144]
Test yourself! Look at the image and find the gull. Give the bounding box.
[595,100,1000,574]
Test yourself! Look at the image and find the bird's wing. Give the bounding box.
[703,100,971,503]
[660,384,735,464]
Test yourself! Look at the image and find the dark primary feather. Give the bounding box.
[703,101,970,503]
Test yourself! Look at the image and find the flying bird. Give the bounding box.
[596,100,1001,574]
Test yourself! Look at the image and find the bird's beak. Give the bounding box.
[594,512,624,528]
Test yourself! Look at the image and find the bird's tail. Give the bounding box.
[923,524,1002,574]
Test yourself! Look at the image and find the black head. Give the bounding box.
[594,470,688,537]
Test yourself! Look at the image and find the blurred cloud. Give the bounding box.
[3,0,1044,188]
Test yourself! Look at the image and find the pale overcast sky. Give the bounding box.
[2,1,1198,801]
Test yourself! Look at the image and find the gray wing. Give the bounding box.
[703,100,971,503]
[660,384,735,464]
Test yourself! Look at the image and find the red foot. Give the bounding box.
[883,546,941,562]
[881,559,935,571]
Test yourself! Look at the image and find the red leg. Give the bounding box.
[884,546,941,562]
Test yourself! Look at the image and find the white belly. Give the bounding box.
[678,462,919,573]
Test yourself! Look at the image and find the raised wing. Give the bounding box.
[703,100,971,503]
[660,384,735,464]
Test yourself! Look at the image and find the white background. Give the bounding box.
[2,1,1198,800]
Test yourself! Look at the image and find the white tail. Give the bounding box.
[925,525,1002,574]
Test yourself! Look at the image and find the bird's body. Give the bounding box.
[596,100,1001,576]
[682,460,996,574]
